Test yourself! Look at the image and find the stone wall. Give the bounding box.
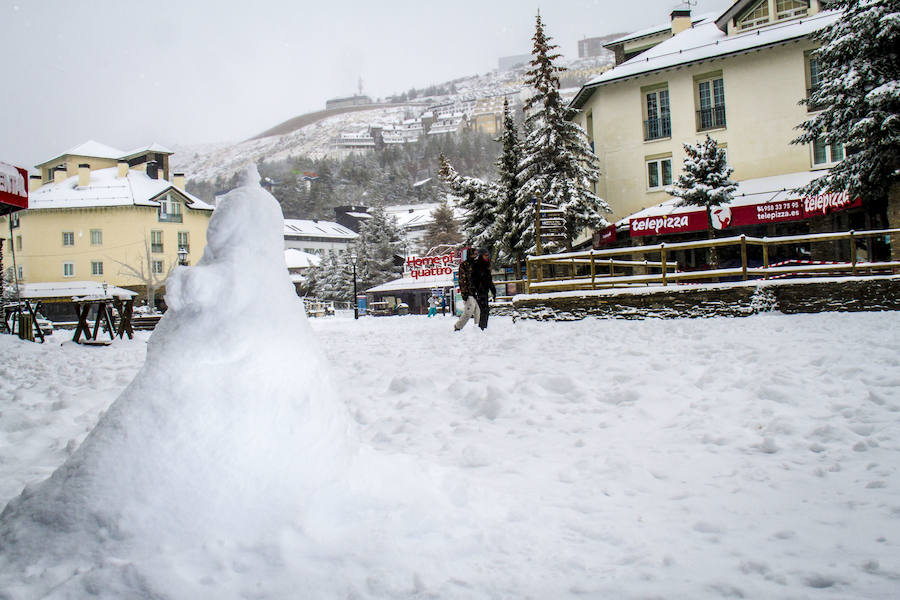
[511,276,900,321]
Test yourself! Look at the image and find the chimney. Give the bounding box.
[146,160,159,180]
[53,166,66,184]
[78,163,90,188]
[29,175,42,191]
[118,160,129,178]
[173,172,185,190]
[671,8,692,35]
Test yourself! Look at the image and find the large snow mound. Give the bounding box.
[0,166,364,597]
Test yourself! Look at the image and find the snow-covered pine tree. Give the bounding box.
[495,98,530,274]
[517,12,610,251]
[667,134,737,269]
[356,207,403,289]
[438,153,499,250]
[314,250,354,302]
[423,201,462,253]
[793,0,899,225]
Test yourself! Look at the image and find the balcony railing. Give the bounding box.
[151,243,164,253]
[696,105,727,131]
[643,116,671,141]
[158,211,183,223]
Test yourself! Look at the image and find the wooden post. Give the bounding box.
[850,230,857,275]
[590,253,596,289]
[740,234,748,280]
[571,258,576,281]
[762,240,770,280]
[534,196,543,257]
[609,258,614,277]
[660,243,667,286]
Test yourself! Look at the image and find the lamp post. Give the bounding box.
[177,247,188,266]
[350,253,358,320]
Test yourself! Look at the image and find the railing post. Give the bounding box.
[609,258,614,277]
[590,253,596,289]
[850,230,857,275]
[660,243,667,286]
[762,239,770,280]
[740,234,748,280]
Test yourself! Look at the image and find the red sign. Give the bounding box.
[630,211,708,237]
[802,191,862,217]
[405,250,460,279]
[0,162,28,211]
[630,192,862,238]
[593,224,617,247]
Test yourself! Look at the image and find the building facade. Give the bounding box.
[283,219,358,255]
[570,0,837,225]
[1,142,213,304]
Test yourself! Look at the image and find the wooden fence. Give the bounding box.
[517,229,900,294]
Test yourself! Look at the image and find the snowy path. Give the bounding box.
[2,313,899,598]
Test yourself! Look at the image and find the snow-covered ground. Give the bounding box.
[2,310,899,598]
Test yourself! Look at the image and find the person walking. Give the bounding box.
[471,248,497,330]
[427,294,439,318]
[453,248,480,331]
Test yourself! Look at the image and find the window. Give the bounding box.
[643,88,671,141]
[152,260,165,274]
[15,235,22,251]
[738,0,770,30]
[776,0,808,21]
[90,229,102,245]
[10,213,19,228]
[62,231,74,246]
[17,265,23,280]
[91,261,104,276]
[647,157,673,190]
[151,230,163,253]
[158,193,183,223]
[586,110,595,154]
[177,231,190,253]
[63,262,75,277]
[812,138,844,167]
[805,52,823,110]
[696,76,727,131]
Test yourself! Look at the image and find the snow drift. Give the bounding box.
[0,167,358,597]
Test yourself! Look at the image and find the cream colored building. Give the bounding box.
[570,0,837,224]
[1,141,213,305]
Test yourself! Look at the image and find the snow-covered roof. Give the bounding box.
[284,248,321,269]
[38,140,173,168]
[27,167,213,211]
[283,219,358,240]
[367,273,454,294]
[617,171,822,226]
[19,281,138,300]
[383,203,465,229]
[604,12,715,47]
[571,10,839,108]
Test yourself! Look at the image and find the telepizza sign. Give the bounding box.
[0,161,29,212]
[405,250,460,279]
[630,192,862,238]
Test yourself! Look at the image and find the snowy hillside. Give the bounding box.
[171,55,611,185]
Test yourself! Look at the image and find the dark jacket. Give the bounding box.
[458,258,475,299]
[471,257,496,299]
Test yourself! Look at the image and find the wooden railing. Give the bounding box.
[520,229,900,294]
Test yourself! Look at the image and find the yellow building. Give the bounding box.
[570,0,837,224]
[1,141,213,307]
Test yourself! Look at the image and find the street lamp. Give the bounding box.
[177,247,188,266]
[350,253,359,320]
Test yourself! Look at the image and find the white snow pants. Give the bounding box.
[454,296,480,331]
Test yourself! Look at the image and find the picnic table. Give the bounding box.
[71,295,135,344]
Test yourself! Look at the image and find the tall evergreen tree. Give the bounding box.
[438,154,499,250]
[423,201,463,252]
[667,134,737,269]
[793,0,899,223]
[495,98,530,271]
[517,12,610,251]
[356,207,403,289]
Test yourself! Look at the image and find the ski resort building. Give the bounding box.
[568,0,895,261]
[0,141,213,303]
[282,219,358,255]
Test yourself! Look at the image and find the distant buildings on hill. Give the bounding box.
[325,95,373,110]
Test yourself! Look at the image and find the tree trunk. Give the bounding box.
[707,206,719,281]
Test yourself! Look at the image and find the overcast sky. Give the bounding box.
[1,0,732,168]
